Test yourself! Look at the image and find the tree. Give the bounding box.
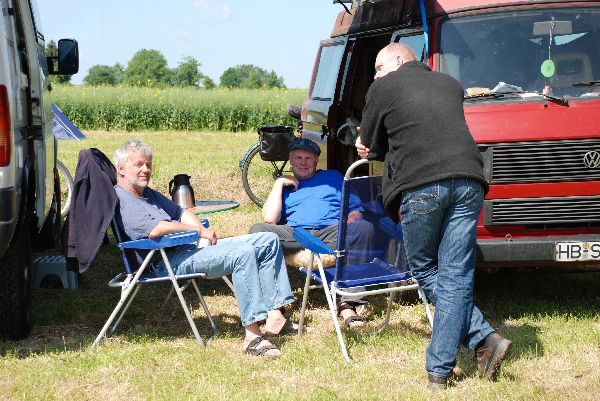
[45,40,71,84]
[123,49,171,87]
[174,56,202,87]
[83,64,124,86]
[219,64,285,89]
[201,75,216,90]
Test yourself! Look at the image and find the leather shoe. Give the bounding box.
[476,332,513,379]
[426,373,449,390]
[426,367,464,390]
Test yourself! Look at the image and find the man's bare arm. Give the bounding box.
[149,209,217,245]
[262,176,298,224]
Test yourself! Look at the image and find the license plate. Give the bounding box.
[554,241,600,261]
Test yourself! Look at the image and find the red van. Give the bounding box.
[302,0,600,270]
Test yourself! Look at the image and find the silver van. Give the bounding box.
[0,0,77,339]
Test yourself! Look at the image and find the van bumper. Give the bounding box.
[476,235,600,269]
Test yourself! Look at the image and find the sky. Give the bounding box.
[35,1,344,88]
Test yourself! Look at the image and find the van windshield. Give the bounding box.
[438,7,600,100]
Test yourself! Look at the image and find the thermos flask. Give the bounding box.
[168,174,196,208]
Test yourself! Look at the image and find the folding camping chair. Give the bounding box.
[92,215,219,348]
[294,159,433,362]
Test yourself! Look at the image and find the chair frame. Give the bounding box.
[92,229,218,348]
[294,159,433,362]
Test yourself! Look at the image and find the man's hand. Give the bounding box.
[347,210,363,223]
[355,135,370,159]
[200,226,218,245]
[276,176,299,191]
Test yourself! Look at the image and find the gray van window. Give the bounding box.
[392,33,426,62]
[311,43,345,100]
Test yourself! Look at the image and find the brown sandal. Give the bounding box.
[244,336,280,357]
[338,302,364,328]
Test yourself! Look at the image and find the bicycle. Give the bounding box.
[239,106,361,207]
[239,105,301,207]
[56,159,73,218]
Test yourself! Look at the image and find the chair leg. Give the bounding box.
[108,285,142,337]
[161,249,206,346]
[298,252,315,336]
[163,279,192,309]
[372,285,396,336]
[162,286,175,308]
[222,276,234,292]
[191,279,218,345]
[315,255,352,362]
[93,253,154,348]
[418,286,434,327]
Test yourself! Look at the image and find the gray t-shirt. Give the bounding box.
[115,185,184,241]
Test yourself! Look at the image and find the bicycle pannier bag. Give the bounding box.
[258,125,295,161]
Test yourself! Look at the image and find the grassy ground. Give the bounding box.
[1,131,600,400]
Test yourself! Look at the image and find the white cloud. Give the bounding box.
[193,0,233,22]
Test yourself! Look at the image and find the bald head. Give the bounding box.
[374,43,418,80]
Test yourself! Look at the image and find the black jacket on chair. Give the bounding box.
[64,148,117,273]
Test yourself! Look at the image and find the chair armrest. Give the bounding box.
[293,227,335,255]
[119,231,199,250]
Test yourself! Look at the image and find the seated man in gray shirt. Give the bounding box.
[114,139,302,357]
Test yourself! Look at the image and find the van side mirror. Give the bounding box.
[47,39,79,75]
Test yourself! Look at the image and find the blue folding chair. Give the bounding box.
[92,215,218,348]
[294,159,433,362]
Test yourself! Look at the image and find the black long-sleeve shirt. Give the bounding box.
[360,61,488,220]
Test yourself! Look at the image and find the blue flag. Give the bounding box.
[51,103,86,140]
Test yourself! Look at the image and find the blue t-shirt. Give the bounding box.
[115,185,183,241]
[282,170,361,229]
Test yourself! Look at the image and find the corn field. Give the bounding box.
[51,85,307,132]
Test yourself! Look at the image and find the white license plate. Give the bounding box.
[554,242,600,261]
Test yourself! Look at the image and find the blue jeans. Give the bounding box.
[400,178,494,378]
[156,232,294,327]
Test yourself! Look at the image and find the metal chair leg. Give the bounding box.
[191,279,218,345]
[418,286,434,327]
[108,285,141,337]
[315,255,352,363]
[372,285,396,336]
[93,251,156,348]
[161,249,206,346]
[162,281,191,308]
[222,276,234,292]
[298,252,315,335]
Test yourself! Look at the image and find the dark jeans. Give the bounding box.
[400,178,494,378]
[249,220,376,304]
[249,220,375,263]
[249,223,338,254]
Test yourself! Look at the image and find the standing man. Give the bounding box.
[250,138,373,328]
[356,43,513,389]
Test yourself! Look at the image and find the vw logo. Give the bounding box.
[583,151,600,168]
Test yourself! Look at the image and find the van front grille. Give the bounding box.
[487,139,600,183]
[484,196,600,225]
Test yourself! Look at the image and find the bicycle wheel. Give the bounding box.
[241,142,291,207]
[56,159,73,218]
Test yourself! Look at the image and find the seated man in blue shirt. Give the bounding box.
[249,138,374,328]
[114,139,302,357]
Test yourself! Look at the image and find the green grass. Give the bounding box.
[1,131,600,400]
[51,85,307,132]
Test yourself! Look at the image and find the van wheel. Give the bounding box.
[0,214,33,340]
